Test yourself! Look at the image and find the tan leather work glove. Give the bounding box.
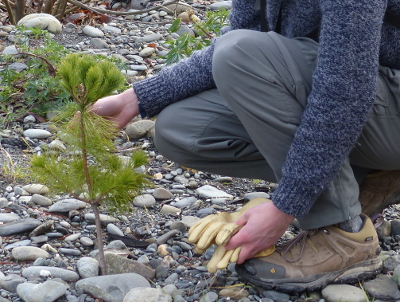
[188,198,270,252]
[188,198,275,273]
[207,245,275,273]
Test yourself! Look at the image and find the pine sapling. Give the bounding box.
[28,53,150,275]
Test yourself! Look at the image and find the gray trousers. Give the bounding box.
[154,30,400,229]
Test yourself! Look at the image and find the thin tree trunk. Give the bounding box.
[3,0,16,25]
[92,204,107,275]
[15,0,25,23]
[43,0,56,14]
[37,0,44,12]
[55,0,68,21]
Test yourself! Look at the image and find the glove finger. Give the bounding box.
[229,246,242,263]
[207,245,227,273]
[215,223,242,245]
[254,246,275,257]
[196,221,225,250]
[193,239,215,254]
[188,215,219,243]
[217,248,235,270]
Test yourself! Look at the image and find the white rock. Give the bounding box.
[12,246,49,261]
[18,13,62,33]
[23,129,52,139]
[322,284,366,302]
[48,139,66,151]
[77,257,99,278]
[125,120,155,139]
[139,47,156,57]
[3,45,18,55]
[83,25,104,37]
[31,194,52,206]
[64,233,81,241]
[23,115,36,123]
[160,205,181,216]
[133,194,156,208]
[22,184,49,195]
[124,287,172,302]
[17,280,67,302]
[196,185,233,202]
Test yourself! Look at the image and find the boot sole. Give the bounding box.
[235,257,382,293]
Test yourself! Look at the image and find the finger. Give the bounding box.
[196,221,225,250]
[188,215,219,243]
[217,249,235,270]
[215,223,242,245]
[234,213,249,226]
[207,245,227,273]
[224,227,248,250]
[229,247,241,263]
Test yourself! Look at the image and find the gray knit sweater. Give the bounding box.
[133,0,400,218]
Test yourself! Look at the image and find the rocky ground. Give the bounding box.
[2,2,400,302]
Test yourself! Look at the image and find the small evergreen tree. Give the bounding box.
[29,53,150,275]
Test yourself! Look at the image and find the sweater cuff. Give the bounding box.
[132,75,173,118]
[271,177,324,218]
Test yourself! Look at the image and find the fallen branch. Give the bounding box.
[67,0,182,16]
[17,50,56,77]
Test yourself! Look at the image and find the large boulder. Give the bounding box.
[18,13,62,33]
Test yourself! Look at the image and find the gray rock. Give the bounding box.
[90,38,109,49]
[170,221,187,232]
[77,257,99,278]
[22,184,49,194]
[153,188,173,200]
[102,252,155,279]
[31,194,52,206]
[64,233,81,241]
[17,13,62,33]
[181,215,201,228]
[75,273,150,302]
[174,196,197,208]
[59,248,81,256]
[196,185,233,202]
[129,64,148,71]
[17,280,67,302]
[262,290,290,302]
[157,229,179,245]
[203,291,218,302]
[321,284,366,302]
[9,62,28,72]
[23,129,52,139]
[0,274,26,293]
[85,213,119,225]
[209,1,232,10]
[124,287,172,302]
[0,213,20,223]
[175,24,195,36]
[243,192,270,201]
[12,246,49,261]
[83,25,104,37]
[24,115,36,123]
[126,120,155,139]
[382,253,400,273]
[133,194,156,208]
[0,218,41,236]
[107,240,128,250]
[364,275,400,300]
[164,273,179,284]
[103,24,121,34]
[135,33,162,43]
[4,239,31,250]
[139,47,156,57]
[30,220,54,237]
[3,45,18,55]
[376,219,391,239]
[0,197,8,208]
[22,266,79,282]
[80,236,94,247]
[107,223,124,236]
[48,199,87,212]
[162,2,191,15]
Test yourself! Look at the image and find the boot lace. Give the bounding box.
[276,229,322,263]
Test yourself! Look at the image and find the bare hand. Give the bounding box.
[225,201,294,264]
[91,89,140,129]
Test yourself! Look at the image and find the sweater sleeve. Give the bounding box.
[272,0,387,217]
[133,0,261,118]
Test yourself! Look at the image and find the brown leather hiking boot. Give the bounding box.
[359,170,400,217]
[235,214,382,293]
